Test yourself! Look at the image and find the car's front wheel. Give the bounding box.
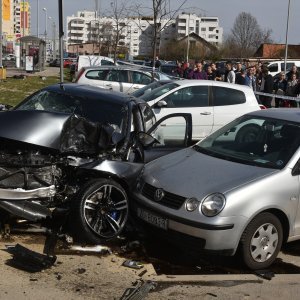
[240,212,283,270]
[70,179,128,244]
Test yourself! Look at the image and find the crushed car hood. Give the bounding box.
[143,147,279,198]
[0,110,114,153]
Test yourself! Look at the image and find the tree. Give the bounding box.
[229,12,273,58]
[134,0,188,76]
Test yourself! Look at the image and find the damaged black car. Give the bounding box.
[0,83,192,243]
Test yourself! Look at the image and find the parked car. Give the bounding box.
[139,80,263,141]
[76,55,114,73]
[49,59,60,67]
[3,54,15,61]
[63,58,77,68]
[267,60,300,77]
[159,63,179,76]
[75,65,176,94]
[132,108,300,270]
[0,83,192,244]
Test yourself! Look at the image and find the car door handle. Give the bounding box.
[200,112,211,115]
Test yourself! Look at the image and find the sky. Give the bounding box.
[29,0,300,45]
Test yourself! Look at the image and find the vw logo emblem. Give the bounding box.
[154,188,165,202]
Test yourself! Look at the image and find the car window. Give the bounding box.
[212,86,246,106]
[139,104,156,131]
[141,83,179,102]
[268,63,278,73]
[280,62,295,70]
[196,116,300,169]
[101,60,114,65]
[15,90,81,114]
[106,70,129,83]
[164,86,209,108]
[85,69,109,80]
[131,71,152,85]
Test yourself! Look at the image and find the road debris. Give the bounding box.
[122,260,144,269]
[70,245,112,254]
[254,269,275,280]
[5,243,56,272]
[119,280,157,300]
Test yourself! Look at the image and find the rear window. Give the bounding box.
[212,86,246,106]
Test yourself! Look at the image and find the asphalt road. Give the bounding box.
[1,230,300,300]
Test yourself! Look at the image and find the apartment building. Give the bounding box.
[2,0,31,53]
[66,10,222,57]
[176,13,223,46]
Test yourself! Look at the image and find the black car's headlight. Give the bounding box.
[201,193,226,217]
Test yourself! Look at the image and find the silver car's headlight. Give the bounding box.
[201,193,226,217]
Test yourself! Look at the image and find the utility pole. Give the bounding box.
[37,0,39,37]
[284,0,291,74]
[58,0,64,82]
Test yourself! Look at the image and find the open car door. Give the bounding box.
[143,113,193,163]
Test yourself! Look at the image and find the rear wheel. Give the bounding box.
[240,212,283,270]
[70,179,128,244]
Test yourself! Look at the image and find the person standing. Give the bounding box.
[259,67,274,108]
[245,67,256,91]
[190,62,208,80]
[211,63,223,81]
[286,65,299,81]
[235,69,247,85]
[224,61,235,83]
[273,72,287,107]
[206,65,216,80]
[286,73,299,107]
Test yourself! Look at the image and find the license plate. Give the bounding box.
[137,208,168,230]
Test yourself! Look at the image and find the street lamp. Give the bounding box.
[37,0,39,37]
[43,7,47,41]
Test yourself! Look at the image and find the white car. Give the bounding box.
[75,65,176,94]
[139,80,263,141]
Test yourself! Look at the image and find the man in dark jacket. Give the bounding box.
[259,67,274,108]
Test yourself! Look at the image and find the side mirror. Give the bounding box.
[155,100,167,108]
[137,132,159,147]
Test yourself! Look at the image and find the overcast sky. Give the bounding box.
[30,0,300,44]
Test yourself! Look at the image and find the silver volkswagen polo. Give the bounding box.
[132,109,300,270]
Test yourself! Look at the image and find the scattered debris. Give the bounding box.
[5,244,56,273]
[70,245,112,254]
[254,269,275,280]
[77,268,86,274]
[119,280,157,300]
[122,260,143,270]
[138,270,147,277]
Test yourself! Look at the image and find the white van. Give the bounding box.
[267,60,300,77]
[76,55,114,72]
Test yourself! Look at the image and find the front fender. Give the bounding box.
[77,159,144,189]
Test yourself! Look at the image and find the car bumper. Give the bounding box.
[131,195,247,256]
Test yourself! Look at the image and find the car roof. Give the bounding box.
[247,108,300,123]
[44,83,142,106]
[173,79,254,92]
[82,65,154,73]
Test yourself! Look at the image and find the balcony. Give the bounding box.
[70,30,84,34]
[70,36,84,41]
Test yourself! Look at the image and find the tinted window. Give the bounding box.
[281,62,295,70]
[164,86,209,108]
[212,86,246,106]
[268,63,278,73]
[101,60,114,65]
[106,70,129,83]
[86,69,109,80]
[131,71,152,85]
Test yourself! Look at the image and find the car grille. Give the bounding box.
[142,182,186,209]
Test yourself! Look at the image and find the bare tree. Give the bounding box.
[228,12,273,58]
[103,0,132,63]
[134,0,188,75]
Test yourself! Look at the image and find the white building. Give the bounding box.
[176,13,223,46]
[66,11,222,57]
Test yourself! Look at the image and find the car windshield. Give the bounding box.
[15,89,128,135]
[194,115,300,169]
[140,82,179,102]
[131,81,170,98]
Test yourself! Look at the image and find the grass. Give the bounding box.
[0,69,72,107]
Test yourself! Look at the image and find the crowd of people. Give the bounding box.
[173,60,300,108]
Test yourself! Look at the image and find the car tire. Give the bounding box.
[70,178,128,244]
[240,212,283,270]
[235,124,261,143]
